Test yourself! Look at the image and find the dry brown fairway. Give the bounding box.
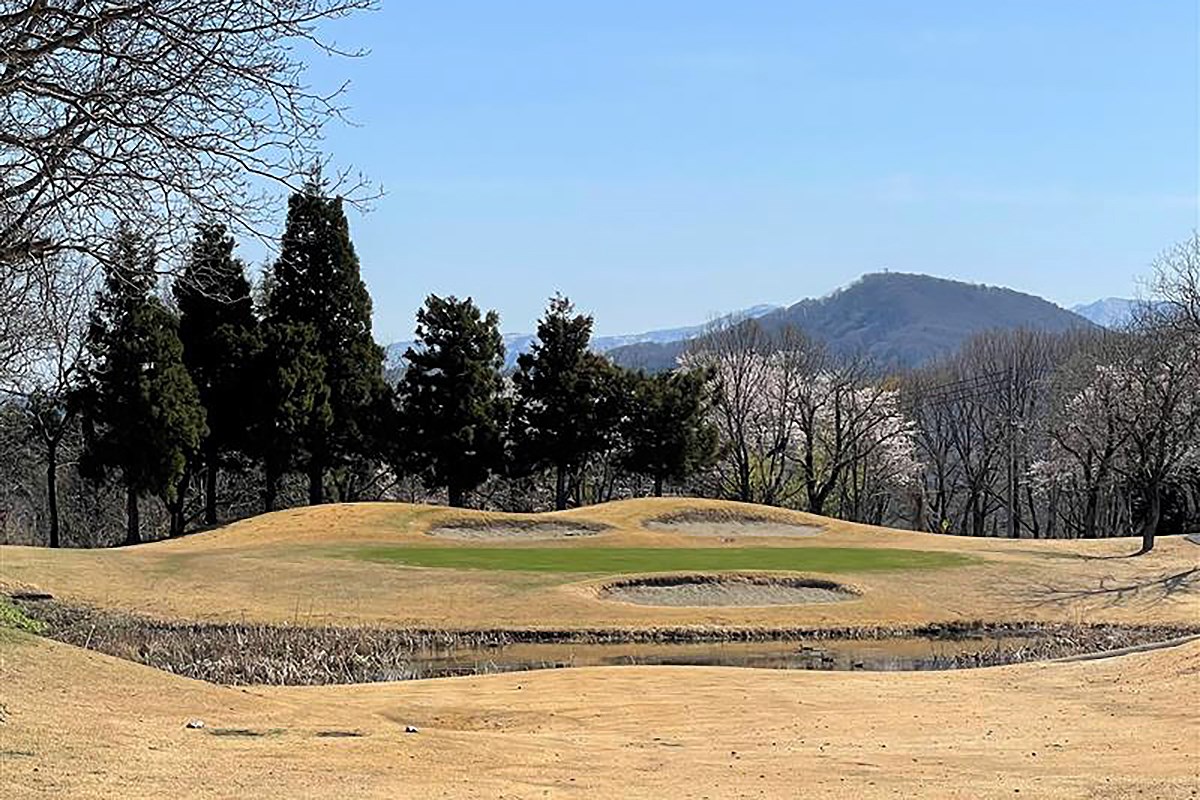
[2,632,1198,799]
[1,498,1197,630]
[2,498,1198,798]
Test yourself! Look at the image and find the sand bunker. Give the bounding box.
[646,509,822,538]
[427,519,607,540]
[600,575,857,607]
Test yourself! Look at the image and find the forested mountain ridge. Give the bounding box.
[608,273,1096,371]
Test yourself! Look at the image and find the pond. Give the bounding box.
[11,596,1195,686]
[390,634,1048,679]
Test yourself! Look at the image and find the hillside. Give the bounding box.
[609,273,1095,371]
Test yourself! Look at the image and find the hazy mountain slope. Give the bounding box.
[1070,298,1145,329]
[609,273,1095,371]
[385,304,780,372]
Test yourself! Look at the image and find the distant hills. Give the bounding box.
[607,273,1096,371]
[384,273,1118,375]
[385,304,780,372]
[1069,297,1144,329]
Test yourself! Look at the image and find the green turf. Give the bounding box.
[348,546,974,574]
[0,598,46,634]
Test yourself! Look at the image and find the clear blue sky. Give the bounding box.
[297,1,1198,343]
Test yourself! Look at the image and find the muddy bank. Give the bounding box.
[10,597,1196,686]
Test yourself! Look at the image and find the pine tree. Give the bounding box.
[174,223,258,525]
[622,368,717,496]
[512,295,626,510]
[78,226,207,544]
[251,320,332,512]
[267,180,386,504]
[397,295,508,507]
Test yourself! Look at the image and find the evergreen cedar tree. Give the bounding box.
[173,223,258,525]
[266,181,388,505]
[511,295,627,511]
[397,295,508,508]
[77,226,206,545]
[253,322,331,512]
[621,368,718,497]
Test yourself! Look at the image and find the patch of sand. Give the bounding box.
[2,632,1197,799]
[645,507,824,537]
[600,574,856,606]
[646,520,823,537]
[427,520,606,540]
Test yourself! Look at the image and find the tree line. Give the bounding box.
[2,198,1196,553]
[0,181,717,546]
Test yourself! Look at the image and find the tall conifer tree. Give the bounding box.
[512,295,625,510]
[78,226,206,543]
[251,320,332,511]
[174,223,258,525]
[267,180,386,504]
[397,295,508,507]
[621,369,717,496]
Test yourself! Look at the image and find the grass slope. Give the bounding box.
[2,498,1196,629]
[350,545,972,573]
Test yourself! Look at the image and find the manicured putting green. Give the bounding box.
[349,546,973,574]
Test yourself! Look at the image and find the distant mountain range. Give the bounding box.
[607,273,1097,371]
[385,304,781,371]
[1069,297,1144,329]
[384,273,1128,375]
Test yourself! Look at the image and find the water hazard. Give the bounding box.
[10,596,1194,685]
[393,635,1045,679]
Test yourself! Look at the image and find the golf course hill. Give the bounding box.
[2,497,1196,631]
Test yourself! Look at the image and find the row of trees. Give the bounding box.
[3,188,1196,553]
[5,182,717,545]
[399,294,716,511]
[63,184,389,543]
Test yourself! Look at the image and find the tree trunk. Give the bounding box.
[125,487,140,546]
[1135,483,1161,556]
[307,457,324,505]
[555,464,568,511]
[653,475,664,497]
[204,458,219,525]
[448,483,465,508]
[1082,488,1099,539]
[46,437,60,548]
[264,464,279,513]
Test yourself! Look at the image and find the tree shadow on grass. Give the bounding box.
[1016,567,1200,610]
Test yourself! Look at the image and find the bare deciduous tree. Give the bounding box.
[1,0,377,387]
[1,0,377,265]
